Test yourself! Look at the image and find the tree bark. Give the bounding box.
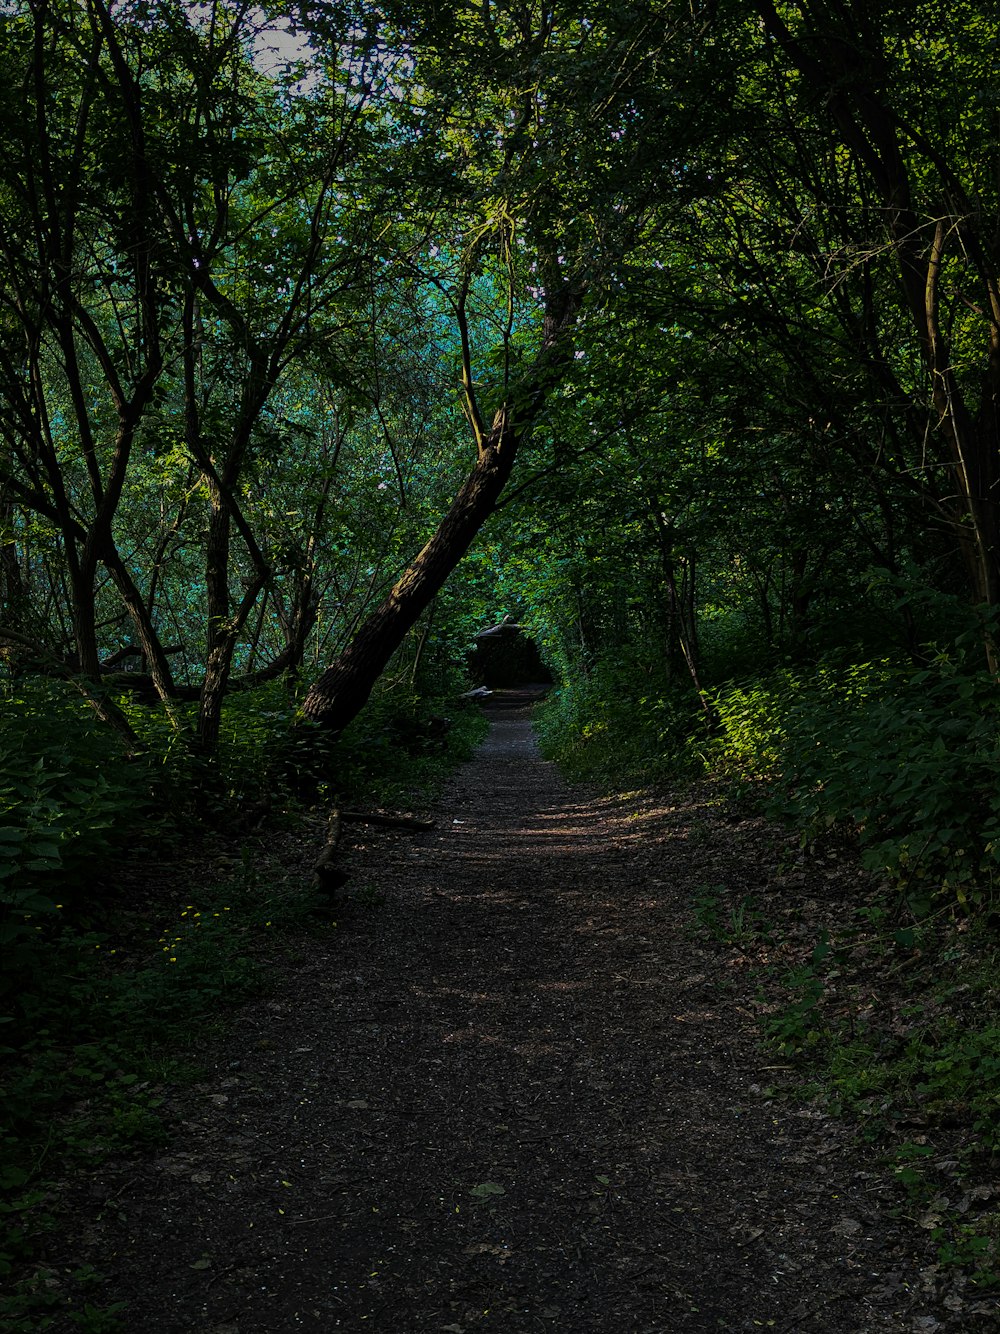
[301,414,519,732]
[301,284,583,732]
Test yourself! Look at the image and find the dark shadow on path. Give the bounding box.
[70,707,929,1333]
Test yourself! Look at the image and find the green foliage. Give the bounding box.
[762,958,829,1055]
[709,650,1000,912]
[0,855,319,1327]
[2,877,278,1159]
[695,885,1000,1289]
[0,679,165,973]
[885,1139,1000,1286]
[0,668,484,949]
[238,675,489,810]
[325,689,488,806]
[0,653,488,1324]
[0,657,488,1324]
[774,935,1000,1281]
[0,1261,127,1333]
[691,884,767,946]
[534,657,705,786]
[709,673,797,772]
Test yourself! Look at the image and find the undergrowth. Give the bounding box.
[534,660,703,787]
[709,651,1000,915]
[541,639,1000,919]
[693,877,1000,1292]
[0,856,312,1330]
[541,638,1000,1292]
[0,672,486,1331]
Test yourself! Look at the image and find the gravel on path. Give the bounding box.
[57,694,954,1333]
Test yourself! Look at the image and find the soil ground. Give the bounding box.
[48,691,997,1331]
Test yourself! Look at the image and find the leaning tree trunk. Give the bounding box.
[301,284,583,734]
[301,414,518,733]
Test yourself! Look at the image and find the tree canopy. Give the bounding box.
[2,0,1000,890]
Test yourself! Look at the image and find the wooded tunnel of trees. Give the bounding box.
[5,1,1000,1044]
[11,1,1000,1313]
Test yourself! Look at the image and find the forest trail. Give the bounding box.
[62,694,948,1333]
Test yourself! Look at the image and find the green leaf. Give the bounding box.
[469,1182,506,1198]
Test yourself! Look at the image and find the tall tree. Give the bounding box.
[749,0,1000,663]
[301,0,716,731]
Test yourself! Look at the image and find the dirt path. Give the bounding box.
[63,694,951,1332]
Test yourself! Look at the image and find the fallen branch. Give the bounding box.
[338,810,435,831]
[311,807,434,902]
[313,807,347,897]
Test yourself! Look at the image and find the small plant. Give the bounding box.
[937,1215,1000,1288]
[764,962,826,1054]
[691,885,723,937]
[691,884,764,946]
[891,1140,936,1197]
[352,881,386,910]
[725,896,763,945]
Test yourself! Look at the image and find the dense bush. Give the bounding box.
[331,690,486,799]
[709,653,1000,912]
[534,656,704,785]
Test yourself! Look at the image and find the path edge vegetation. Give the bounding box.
[0,681,488,1333]
[537,658,1000,1297]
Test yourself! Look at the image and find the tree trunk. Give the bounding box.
[197,492,232,752]
[103,547,179,703]
[0,532,26,628]
[301,414,518,733]
[301,284,583,733]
